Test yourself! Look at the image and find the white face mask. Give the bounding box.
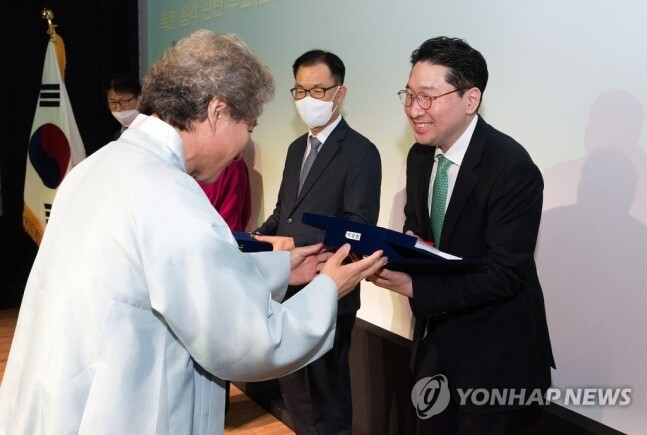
[111,109,139,127]
[294,87,340,129]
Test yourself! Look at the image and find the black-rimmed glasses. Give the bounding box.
[291,85,339,100]
[107,96,137,110]
[397,88,464,110]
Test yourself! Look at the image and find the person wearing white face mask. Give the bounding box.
[104,74,141,139]
[254,50,382,435]
[294,84,340,130]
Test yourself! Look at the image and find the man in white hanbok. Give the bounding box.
[0,30,386,435]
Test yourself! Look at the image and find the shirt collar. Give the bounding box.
[127,114,186,171]
[435,115,478,166]
[309,115,342,146]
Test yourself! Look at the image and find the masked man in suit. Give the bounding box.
[255,49,381,434]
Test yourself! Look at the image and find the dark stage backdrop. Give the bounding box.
[0,2,139,308]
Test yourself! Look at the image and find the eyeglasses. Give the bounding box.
[397,88,464,110]
[107,96,137,110]
[290,85,339,100]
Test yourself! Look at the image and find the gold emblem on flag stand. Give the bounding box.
[41,8,58,41]
[41,8,66,78]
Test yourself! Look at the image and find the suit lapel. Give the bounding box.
[440,117,488,249]
[416,145,435,240]
[286,136,308,203]
[295,119,347,202]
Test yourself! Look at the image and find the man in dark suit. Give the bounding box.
[370,37,554,435]
[255,50,381,434]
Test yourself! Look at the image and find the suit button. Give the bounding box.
[287,218,293,224]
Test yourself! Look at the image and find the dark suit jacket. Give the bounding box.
[256,117,381,315]
[404,116,554,413]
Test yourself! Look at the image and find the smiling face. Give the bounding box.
[404,62,480,152]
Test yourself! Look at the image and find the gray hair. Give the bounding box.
[139,30,275,130]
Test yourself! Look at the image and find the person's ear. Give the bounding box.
[465,87,482,115]
[207,97,228,126]
[335,85,347,103]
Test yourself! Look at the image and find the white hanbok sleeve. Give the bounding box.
[133,171,337,381]
[245,252,288,302]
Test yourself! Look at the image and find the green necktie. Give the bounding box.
[430,154,452,247]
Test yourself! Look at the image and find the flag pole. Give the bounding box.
[41,8,58,41]
[41,8,66,79]
[23,8,85,245]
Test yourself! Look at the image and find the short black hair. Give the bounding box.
[411,37,488,98]
[104,74,142,98]
[292,50,345,85]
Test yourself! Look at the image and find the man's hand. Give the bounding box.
[405,230,421,240]
[289,243,332,286]
[367,268,413,298]
[254,235,295,251]
[321,244,388,299]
